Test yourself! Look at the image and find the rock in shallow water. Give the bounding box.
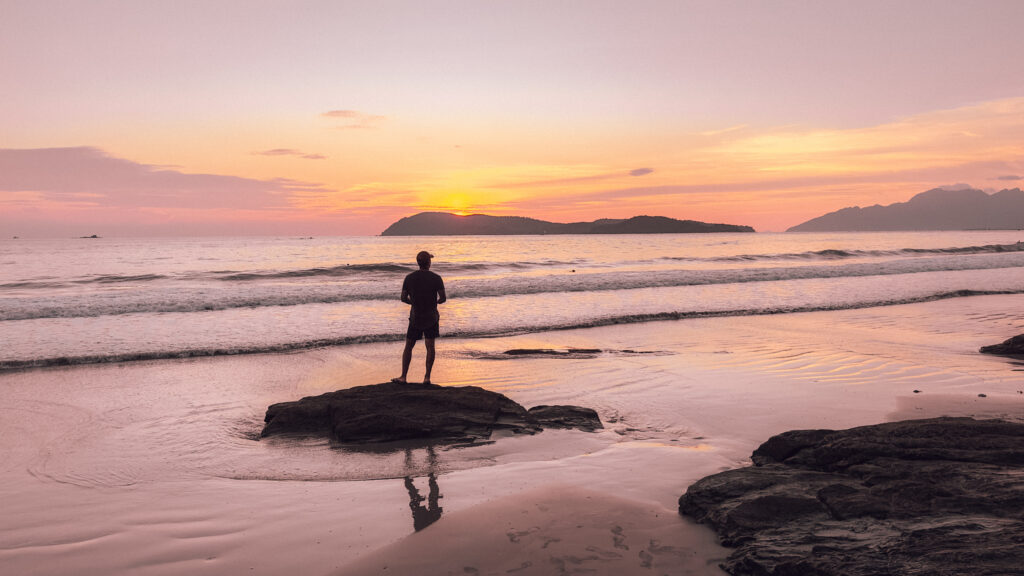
[261,381,601,443]
[526,405,603,432]
[980,333,1024,356]
[678,417,1024,576]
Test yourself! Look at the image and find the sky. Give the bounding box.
[2,0,1023,236]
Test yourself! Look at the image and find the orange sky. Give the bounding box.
[2,2,1023,236]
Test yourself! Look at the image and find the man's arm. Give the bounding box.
[401,287,412,305]
[436,286,446,305]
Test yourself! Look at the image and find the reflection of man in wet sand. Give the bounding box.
[404,446,443,531]
[393,251,446,384]
[404,473,443,531]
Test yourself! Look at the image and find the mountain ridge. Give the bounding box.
[787,187,1024,232]
[380,213,755,235]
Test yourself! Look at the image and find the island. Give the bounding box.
[381,212,755,235]
[787,186,1024,232]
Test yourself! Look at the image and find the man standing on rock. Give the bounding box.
[393,251,446,384]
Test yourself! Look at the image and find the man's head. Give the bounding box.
[416,250,433,269]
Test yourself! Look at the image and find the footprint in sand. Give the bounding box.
[505,561,532,573]
[506,526,540,543]
[611,525,629,550]
[638,549,654,568]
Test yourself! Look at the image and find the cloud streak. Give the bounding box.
[321,109,387,130]
[253,148,327,160]
[491,167,657,190]
[510,159,1024,208]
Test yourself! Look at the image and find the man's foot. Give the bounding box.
[391,377,407,383]
[422,379,432,385]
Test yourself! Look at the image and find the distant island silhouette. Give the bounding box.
[381,212,755,235]
[788,187,1024,232]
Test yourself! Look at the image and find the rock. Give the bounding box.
[980,334,1024,356]
[527,405,603,432]
[503,348,602,358]
[261,381,600,443]
[678,417,1024,576]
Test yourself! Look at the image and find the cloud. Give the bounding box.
[487,158,1024,216]
[698,124,749,137]
[936,183,974,191]
[255,148,301,156]
[488,167,656,190]
[289,184,420,213]
[0,147,328,210]
[995,174,1022,181]
[253,148,327,160]
[321,109,387,130]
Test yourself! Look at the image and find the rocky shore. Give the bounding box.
[678,417,1024,576]
[980,333,1024,356]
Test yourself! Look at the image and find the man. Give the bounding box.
[393,250,446,384]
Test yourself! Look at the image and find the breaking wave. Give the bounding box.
[668,241,1024,263]
[3,288,1021,371]
[4,250,1024,321]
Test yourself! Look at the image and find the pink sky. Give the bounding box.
[2,1,1023,236]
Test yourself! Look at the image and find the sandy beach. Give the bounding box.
[1,294,1022,575]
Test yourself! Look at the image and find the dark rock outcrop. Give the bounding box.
[527,405,603,432]
[381,212,754,235]
[679,417,1024,576]
[261,381,601,443]
[503,348,603,359]
[980,334,1024,356]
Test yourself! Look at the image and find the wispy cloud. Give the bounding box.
[995,174,1022,181]
[321,109,387,130]
[253,148,327,160]
[709,97,1024,178]
[0,147,327,210]
[699,124,749,137]
[504,160,1023,208]
[489,167,657,190]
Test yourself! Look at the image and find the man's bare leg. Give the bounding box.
[423,338,436,384]
[393,338,416,383]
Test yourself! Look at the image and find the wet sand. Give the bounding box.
[1,295,1022,575]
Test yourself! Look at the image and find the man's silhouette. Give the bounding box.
[393,251,446,384]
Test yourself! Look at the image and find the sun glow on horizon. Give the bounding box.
[426,191,475,216]
[5,96,1024,235]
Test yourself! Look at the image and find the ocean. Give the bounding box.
[2,231,1024,370]
[3,231,1024,576]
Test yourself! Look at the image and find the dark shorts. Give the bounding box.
[406,320,440,341]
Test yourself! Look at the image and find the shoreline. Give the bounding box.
[4,288,1023,373]
[0,295,1022,575]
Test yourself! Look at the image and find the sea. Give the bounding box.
[2,231,1024,370]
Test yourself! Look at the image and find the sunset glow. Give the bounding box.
[2,1,1023,236]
